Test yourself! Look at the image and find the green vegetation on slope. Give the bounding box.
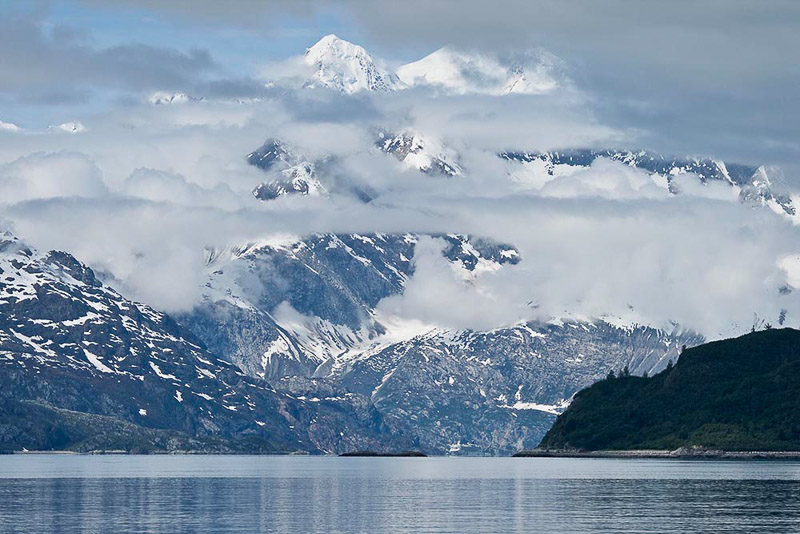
[540,328,800,451]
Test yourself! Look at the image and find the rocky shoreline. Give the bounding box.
[513,447,800,459]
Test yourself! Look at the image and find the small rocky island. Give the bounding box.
[339,451,427,457]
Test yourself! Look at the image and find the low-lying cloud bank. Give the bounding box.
[0,80,797,339]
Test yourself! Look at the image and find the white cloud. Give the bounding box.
[778,255,800,289]
[377,236,529,331]
[0,120,21,133]
[537,158,668,199]
[0,152,107,204]
[53,122,86,134]
[120,167,245,210]
[0,86,796,337]
[670,172,740,201]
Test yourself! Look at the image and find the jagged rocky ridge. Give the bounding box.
[247,139,318,200]
[7,135,786,453]
[245,132,461,203]
[501,149,797,217]
[247,139,375,202]
[246,136,798,221]
[252,162,325,200]
[377,131,463,177]
[187,233,522,378]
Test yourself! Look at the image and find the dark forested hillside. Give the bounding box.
[540,328,800,451]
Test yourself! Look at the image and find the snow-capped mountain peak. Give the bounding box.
[739,165,796,217]
[264,35,566,97]
[252,161,326,201]
[502,61,560,95]
[247,139,298,172]
[397,47,561,95]
[303,34,404,94]
[378,130,463,176]
[148,91,204,105]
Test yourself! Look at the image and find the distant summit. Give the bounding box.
[378,130,463,176]
[148,91,203,105]
[397,47,561,95]
[302,34,404,94]
[270,35,564,96]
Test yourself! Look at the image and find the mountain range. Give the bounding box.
[4,135,792,453]
[0,227,698,454]
[245,133,798,226]
[0,232,414,453]
[183,134,797,453]
[181,229,707,454]
[3,34,797,455]
[11,114,784,454]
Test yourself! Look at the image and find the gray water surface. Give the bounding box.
[1,455,799,533]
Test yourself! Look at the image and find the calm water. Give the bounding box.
[2,455,800,533]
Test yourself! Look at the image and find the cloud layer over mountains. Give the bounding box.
[40,0,797,178]
[1,5,799,339]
